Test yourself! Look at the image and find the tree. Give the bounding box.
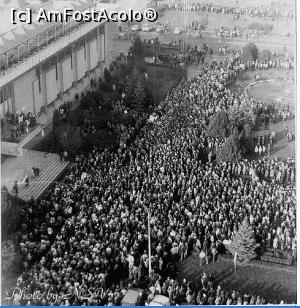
[131,36,145,68]
[125,67,146,110]
[2,240,16,273]
[104,68,112,84]
[131,36,145,59]
[53,109,60,129]
[228,100,256,132]
[241,43,259,62]
[259,49,271,62]
[226,218,259,266]
[54,123,82,153]
[206,111,230,139]
[80,95,98,109]
[132,79,146,111]
[216,129,241,163]
[239,123,254,154]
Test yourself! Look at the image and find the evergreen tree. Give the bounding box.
[206,110,230,139]
[104,68,112,84]
[55,123,82,153]
[131,36,145,68]
[216,129,241,163]
[239,123,254,154]
[2,240,15,273]
[241,43,259,62]
[228,100,255,132]
[53,109,60,130]
[132,79,146,111]
[131,36,145,59]
[226,218,259,266]
[125,67,146,110]
[259,49,271,62]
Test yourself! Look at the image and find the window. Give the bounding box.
[84,38,86,59]
[55,56,58,80]
[70,45,73,69]
[36,67,41,93]
[0,90,3,104]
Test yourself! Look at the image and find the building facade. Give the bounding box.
[0,1,118,121]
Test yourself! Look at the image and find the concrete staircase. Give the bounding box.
[17,153,69,202]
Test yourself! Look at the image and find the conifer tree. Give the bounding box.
[206,110,230,139]
[216,128,241,163]
[227,218,259,266]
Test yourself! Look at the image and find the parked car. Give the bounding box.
[149,295,170,306]
[156,25,165,33]
[121,289,143,306]
[131,24,141,31]
[142,24,153,32]
[174,27,182,35]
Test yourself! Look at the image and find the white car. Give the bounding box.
[131,24,141,31]
[149,295,170,306]
[142,24,153,32]
[174,27,182,35]
[156,25,165,33]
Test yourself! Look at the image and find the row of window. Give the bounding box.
[1,27,104,103]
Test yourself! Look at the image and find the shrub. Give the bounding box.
[259,49,271,62]
[99,81,113,92]
[216,129,241,163]
[80,95,97,109]
[54,123,83,153]
[241,43,259,62]
[206,111,230,139]
[104,68,112,84]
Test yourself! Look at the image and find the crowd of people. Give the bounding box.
[2,111,37,142]
[145,274,288,305]
[8,51,295,305]
[152,1,294,20]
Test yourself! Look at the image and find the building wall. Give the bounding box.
[62,57,74,91]
[77,47,88,80]
[1,22,117,120]
[13,69,43,114]
[90,39,98,69]
[46,68,60,104]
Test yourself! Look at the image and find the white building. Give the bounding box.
[0,0,118,120]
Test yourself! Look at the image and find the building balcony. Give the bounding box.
[0,19,104,88]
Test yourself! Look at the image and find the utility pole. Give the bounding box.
[148,210,152,278]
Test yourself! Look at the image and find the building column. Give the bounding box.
[86,38,91,73]
[72,48,78,82]
[57,60,64,93]
[40,68,48,106]
[10,83,16,114]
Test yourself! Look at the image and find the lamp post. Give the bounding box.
[151,40,156,99]
[148,210,152,278]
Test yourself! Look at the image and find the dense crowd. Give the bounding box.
[9,54,295,306]
[145,274,288,305]
[152,1,294,20]
[2,111,37,142]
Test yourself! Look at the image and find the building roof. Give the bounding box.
[0,0,94,54]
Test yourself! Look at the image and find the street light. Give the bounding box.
[147,210,152,278]
[151,40,156,98]
[144,204,152,278]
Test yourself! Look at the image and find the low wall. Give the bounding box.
[1,142,23,156]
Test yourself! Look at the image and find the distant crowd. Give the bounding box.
[152,1,294,20]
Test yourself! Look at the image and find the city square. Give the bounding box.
[0,0,296,305]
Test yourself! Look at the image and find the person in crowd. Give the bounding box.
[9,51,295,306]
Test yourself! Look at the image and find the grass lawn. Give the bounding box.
[176,252,297,303]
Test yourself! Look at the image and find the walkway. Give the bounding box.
[2,149,69,203]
